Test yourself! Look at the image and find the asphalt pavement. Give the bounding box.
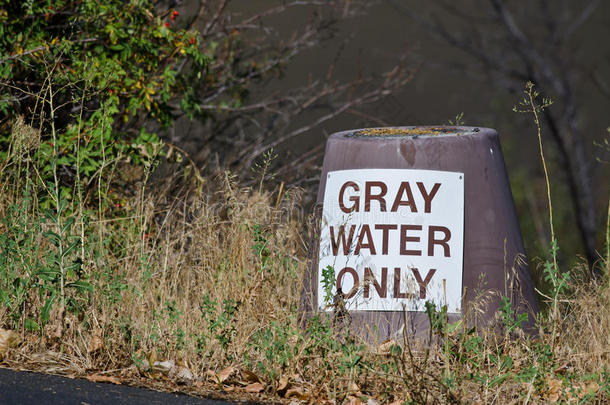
[0,368,236,405]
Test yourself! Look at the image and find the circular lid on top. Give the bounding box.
[343,126,482,138]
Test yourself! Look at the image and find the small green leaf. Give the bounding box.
[24,318,40,331]
[61,216,75,235]
[61,239,79,259]
[41,293,56,323]
[447,319,463,334]
[43,230,61,247]
[39,268,60,281]
[66,281,93,292]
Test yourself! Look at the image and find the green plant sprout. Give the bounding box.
[321,265,336,308]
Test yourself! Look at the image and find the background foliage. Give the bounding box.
[0,0,207,204]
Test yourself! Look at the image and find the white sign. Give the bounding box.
[318,169,464,313]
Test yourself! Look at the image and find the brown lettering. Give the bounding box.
[417,182,441,213]
[400,224,422,256]
[365,181,387,212]
[374,224,397,254]
[363,267,387,298]
[339,181,360,213]
[336,267,359,299]
[411,268,437,299]
[355,224,376,255]
[393,267,415,299]
[391,181,417,212]
[330,225,356,256]
[428,226,451,257]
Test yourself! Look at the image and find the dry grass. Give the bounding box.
[0,122,609,403]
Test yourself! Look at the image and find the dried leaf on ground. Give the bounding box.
[88,335,103,353]
[346,395,362,405]
[242,369,261,383]
[567,381,600,401]
[277,375,290,395]
[546,377,562,402]
[245,382,265,393]
[216,366,235,383]
[152,360,175,374]
[170,365,194,383]
[285,386,309,400]
[581,381,600,397]
[348,382,362,396]
[0,329,20,358]
[86,374,121,385]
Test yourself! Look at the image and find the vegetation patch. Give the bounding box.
[0,111,608,402]
[0,1,608,403]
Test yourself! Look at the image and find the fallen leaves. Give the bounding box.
[245,382,265,393]
[87,335,104,354]
[0,328,20,359]
[170,364,194,383]
[152,359,175,374]
[134,357,194,384]
[348,382,362,396]
[214,365,236,384]
[75,348,601,405]
[273,374,312,400]
[579,381,600,398]
[345,382,364,405]
[207,367,268,393]
[243,369,262,384]
[285,386,308,400]
[86,374,121,385]
[277,374,290,395]
[545,376,601,403]
[546,377,562,402]
[201,368,311,398]
[87,329,104,354]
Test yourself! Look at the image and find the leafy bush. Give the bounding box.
[0,0,208,203]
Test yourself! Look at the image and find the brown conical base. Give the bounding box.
[301,126,538,343]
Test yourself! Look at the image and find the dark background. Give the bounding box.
[171,0,610,270]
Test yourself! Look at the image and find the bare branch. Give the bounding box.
[385,0,529,82]
[563,0,600,39]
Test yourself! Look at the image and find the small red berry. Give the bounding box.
[164,22,170,27]
[189,36,195,44]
